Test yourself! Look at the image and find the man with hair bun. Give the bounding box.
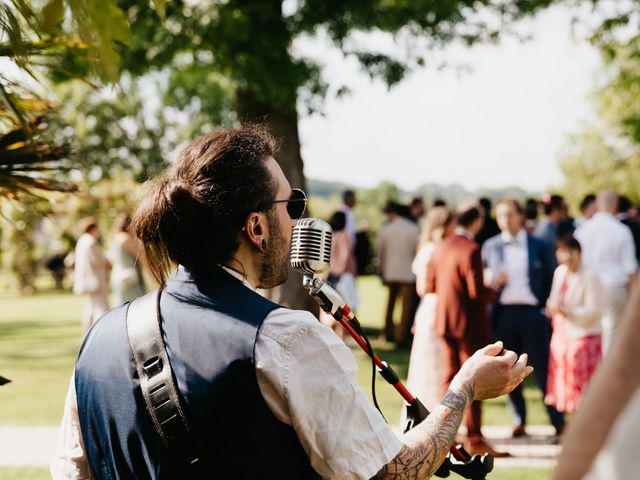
[52,127,531,479]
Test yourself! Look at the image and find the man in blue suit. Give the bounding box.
[483,199,565,438]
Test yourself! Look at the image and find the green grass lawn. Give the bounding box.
[0,467,50,480]
[0,291,83,424]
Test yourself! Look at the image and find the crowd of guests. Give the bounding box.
[65,213,146,331]
[54,189,640,461]
[370,190,639,457]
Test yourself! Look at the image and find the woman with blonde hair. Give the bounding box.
[405,206,455,410]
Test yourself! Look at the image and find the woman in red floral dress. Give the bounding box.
[545,236,605,413]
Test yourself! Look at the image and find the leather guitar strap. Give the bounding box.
[126,290,217,478]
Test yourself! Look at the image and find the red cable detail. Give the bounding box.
[334,305,471,463]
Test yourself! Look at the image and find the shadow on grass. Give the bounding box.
[0,319,81,366]
[0,319,77,336]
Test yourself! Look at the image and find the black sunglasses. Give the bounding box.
[260,188,307,220]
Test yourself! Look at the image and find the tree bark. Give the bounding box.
[261,112,318,315]
[236,96,319,314]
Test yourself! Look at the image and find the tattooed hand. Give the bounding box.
[371,384,474,480]
[371,342,532,479]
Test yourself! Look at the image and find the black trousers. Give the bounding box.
[493,304,565,430]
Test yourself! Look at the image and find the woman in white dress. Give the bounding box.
[72,217,111,332]
[108,213,145,305]
[404,207,455,411]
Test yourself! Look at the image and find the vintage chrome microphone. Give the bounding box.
[290,218,494,480]
[290,218,355,318]
[290,217,332,281]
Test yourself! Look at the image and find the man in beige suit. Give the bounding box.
[73,217,110,331]
[377,201,420,347]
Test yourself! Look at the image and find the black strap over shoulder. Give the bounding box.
[126,290,217,478]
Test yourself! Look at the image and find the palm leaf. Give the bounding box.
[0,117,76,199]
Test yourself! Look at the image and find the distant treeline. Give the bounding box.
[308,178,538,208]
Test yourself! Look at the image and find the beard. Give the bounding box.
[256,210,289,289]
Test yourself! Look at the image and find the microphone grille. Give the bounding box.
[290,218,333,276]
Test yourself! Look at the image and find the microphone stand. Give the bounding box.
[302,275,493,479]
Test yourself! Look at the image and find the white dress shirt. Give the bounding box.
[454,226,474,241]
[341,205,357,242]
[499,229,539,306]
[51,268,402,480]
[575,212,638,287]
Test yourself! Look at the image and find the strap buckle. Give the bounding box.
[143,356,163,378]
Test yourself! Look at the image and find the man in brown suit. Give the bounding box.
[427,203,507,456]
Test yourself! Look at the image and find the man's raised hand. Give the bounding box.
[450,341,534,401]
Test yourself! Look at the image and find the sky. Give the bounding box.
[296,5,603,192]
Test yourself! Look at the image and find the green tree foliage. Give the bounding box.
[558,127,640,206]
[0,0,144,290]
[0,0,136,200]
[598,46,640,146]
[1,196,51,293]
[558,1,640,207]
[51,79,170,182]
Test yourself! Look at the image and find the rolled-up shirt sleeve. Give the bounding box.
[255,308,402,479]
[50,374,93,480]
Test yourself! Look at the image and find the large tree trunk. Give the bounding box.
[258,111,319,314]
[266,110,306,190]
[237,96,319,314]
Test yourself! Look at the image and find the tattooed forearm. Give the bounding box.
[371,382,475,480]
[371,465,387,480]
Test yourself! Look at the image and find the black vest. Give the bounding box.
[75,268,320,479]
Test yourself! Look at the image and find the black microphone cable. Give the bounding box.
[348,313,386,422]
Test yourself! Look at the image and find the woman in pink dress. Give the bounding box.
[546,236,605,413]
[320,211,359,342]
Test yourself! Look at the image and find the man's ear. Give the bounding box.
[242,212,267,252]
